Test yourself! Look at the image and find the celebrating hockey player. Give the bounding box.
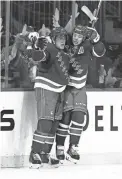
[29,26,70,168]
[56,24,106,164]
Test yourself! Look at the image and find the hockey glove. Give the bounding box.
[86,27,100,43]
[35,37,48,50]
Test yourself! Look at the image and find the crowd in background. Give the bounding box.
[1,22,122,90]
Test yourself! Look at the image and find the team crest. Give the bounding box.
[78,46,84,54]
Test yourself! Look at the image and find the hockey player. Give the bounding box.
[29,26,70,168]
[56,25,105,163]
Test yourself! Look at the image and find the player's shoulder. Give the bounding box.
[83,39,92,51]
[47,42,54,49]
[46,42,59,53]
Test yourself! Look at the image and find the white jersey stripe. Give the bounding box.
[68,81,86,89]
[92,46,106,57]
[68,132,81,136]
[70,74,87,81]
[35,76,63,87]
[33,139,53,144]
[71,121,85,127]
[59,123,69,129]
[33,139,44,144]
[34,134,54,139]
[34,83,66,93]
[57,128,68,132]
[69,127,83,131]
[69,77,86,85]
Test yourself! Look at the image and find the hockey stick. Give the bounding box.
[81,0,102,28]
[81,6,97,23]
[92,0,102,28]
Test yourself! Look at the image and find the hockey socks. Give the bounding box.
[69,121,83,145]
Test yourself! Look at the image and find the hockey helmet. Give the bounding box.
[73,25,87,37]
[51,27,68,41]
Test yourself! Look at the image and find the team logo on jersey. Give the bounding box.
[56,52,61,58]
[78,46,84,54]
[77,69,83,74]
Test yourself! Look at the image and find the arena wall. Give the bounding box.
[0,91,122,168]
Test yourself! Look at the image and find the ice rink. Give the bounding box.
[0,164,122,179]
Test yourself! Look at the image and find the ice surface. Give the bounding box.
[0,165,122,179]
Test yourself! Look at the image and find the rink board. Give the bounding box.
[0,90,122,167]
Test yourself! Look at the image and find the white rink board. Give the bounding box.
[0,91,122,167]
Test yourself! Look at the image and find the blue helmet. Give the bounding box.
[51,27,68,41]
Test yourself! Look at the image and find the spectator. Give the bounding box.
[1,36,17,88]
[105,55,122,88]
[106,44,120,62]
[1,25,35,89]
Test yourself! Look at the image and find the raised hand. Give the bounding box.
[87,27,100,43]
[22,24,28,36]
[53,8,60,27]
[65,2,79,34]
[35,37,48,50]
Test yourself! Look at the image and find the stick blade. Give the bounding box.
[81,5,95,22]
